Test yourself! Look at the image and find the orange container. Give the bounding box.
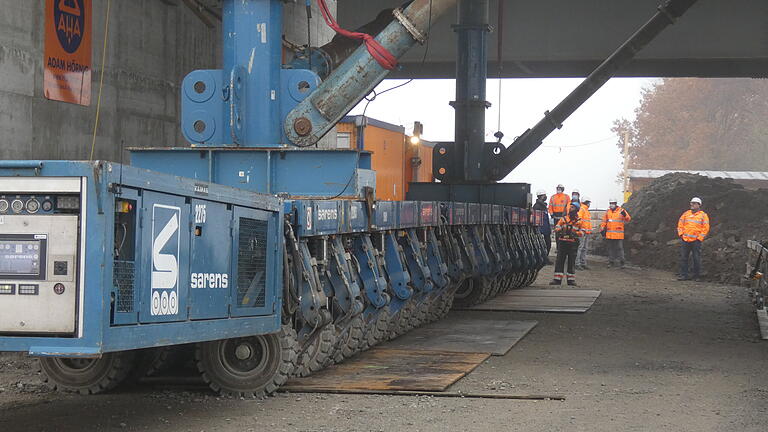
[338,116,434,201]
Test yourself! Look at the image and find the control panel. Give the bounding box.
[0,178,82,335]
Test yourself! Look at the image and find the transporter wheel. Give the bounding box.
[427,294,448,323]
[196,325,298,398]
[332,315,365,363]
[296,325,336,377]
[511,272,527,289]
[452,277,491,308]
[360,305,390,351]
[440,292,455,318]
[523,270,539,287]
[39,351,137,395]
[408,299,431,329]
[486,278,501,300]
[389,300,416,339]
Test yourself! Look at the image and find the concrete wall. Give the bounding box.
[0,0,337,163]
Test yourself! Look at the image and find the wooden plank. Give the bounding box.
[385,317,537,356]
[283,348,490,392]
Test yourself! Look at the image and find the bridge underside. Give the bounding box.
[338,0,768,78]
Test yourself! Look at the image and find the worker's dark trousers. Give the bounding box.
[553,240,579,283]
[679,239,702,278]
[542,231,552,255]
[606,239,625,265]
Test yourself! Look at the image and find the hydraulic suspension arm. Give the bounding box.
[284,0,457,147]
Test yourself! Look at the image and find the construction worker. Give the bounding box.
[600,198,631,268]
[677,197,710,281]
[550,202,588,286]
[549,184,570,227]
[576,197,593,270]
[533,190,552,264]
[571,189,581,206]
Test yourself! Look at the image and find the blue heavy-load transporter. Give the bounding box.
[0,0,698,396]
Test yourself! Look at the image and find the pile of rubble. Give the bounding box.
[618,173,768,284]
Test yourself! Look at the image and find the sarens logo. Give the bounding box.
[317,208,338,221]
[151,205,180,316]
[54,0,85,54]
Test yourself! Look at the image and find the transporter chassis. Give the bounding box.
[0,160,546,396]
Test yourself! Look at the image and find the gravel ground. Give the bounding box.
[2,259,767,432]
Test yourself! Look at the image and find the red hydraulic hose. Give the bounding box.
[317,0,398,70]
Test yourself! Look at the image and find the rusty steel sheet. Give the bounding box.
[464,289,601,313]
[283,348,490,392]
[385,316,537,356]
[504,289,602,298]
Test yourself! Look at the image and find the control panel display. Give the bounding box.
[0,238,45,279]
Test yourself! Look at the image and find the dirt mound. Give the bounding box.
[621,173,768,283]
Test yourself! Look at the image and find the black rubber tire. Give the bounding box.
[360,306,390,351]
[196,325,298,398]
[408,299,430,329]
[296,325,336,377]
[439,292,454,318]
[452,277,493,308]
[486,278,501,299]
[426,294,445,322]
[332,315,365,363]
[39,351,137,395]
[388,300,416,339]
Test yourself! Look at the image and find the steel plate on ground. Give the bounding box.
[757,308,768,340]
[283,348,490,392]
[463,289,601,313]
[385,315,538,356]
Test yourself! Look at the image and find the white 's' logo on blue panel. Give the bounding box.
[151,204,180,316]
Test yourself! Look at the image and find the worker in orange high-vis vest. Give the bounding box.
[677,197,710,281]
[576,197,593,270]
[600,198,631,268]
[549,184,570,226]
[550,203,588,286]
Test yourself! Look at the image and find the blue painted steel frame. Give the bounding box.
[129,148,375,199]
[0,161,283,357]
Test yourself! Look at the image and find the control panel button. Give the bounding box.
[18,284,39,295]
[54,261,68,276]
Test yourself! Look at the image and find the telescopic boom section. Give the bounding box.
[285,0,457,147]
[490,0,700,181]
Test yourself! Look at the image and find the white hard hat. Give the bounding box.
[572,189,580,194]
[609,198,618,203]
[582,196,591,202]
[556,184,564,189]
[690,197,702,204]
[536,190,546,196]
